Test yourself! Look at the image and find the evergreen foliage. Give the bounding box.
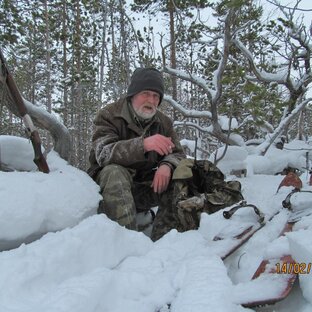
[0,0,311,169]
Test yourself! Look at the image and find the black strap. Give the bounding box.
[282,189,312,210]
[223,201,265,225]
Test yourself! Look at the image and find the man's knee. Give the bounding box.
[96,165,137,230]
[96,164,132,189]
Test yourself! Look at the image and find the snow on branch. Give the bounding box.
[164,94,212,119]
[164,94,244,146]
[163,68,216,101]
[256,97,312,155]
[24,99,71,161]
[1,82,71,161]
[174,121,213,133]
[233,38,289,84]
[165,94,239,130]
[162,9,244,147]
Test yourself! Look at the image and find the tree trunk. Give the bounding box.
[168,0,177,100]
[44,0,52,150]
[99,0,108,104]
[62,0,69,126]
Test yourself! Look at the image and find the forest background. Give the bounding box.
[0,0,312,171]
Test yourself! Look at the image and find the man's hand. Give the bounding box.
[151,164,172,194]
[143,134,175,156]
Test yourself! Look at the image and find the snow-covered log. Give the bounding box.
[0,71,71,161]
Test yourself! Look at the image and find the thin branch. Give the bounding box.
[256,97,312,155]
[266,0,312,12]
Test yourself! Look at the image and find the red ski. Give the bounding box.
[212,201,271,260]
[240,189,312,308]
[242,222,297,307]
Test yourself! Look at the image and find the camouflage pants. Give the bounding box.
[96,164,179,241]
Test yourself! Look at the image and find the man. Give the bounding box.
[88,68,186,241]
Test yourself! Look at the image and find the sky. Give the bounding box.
[261,0,312,40]
[127,0,312,32]
[1,135,312,311]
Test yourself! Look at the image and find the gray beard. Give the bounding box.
[134,109,156,120]
[128,101,155,127]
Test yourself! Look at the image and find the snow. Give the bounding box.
[1,134,312,312]
[0,136,101,249]
[288,231,312,305]
[209,145,248,175]
[218,115,238,131]
[0,135,38,172]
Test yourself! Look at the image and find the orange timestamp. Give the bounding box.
[276,262,312,274]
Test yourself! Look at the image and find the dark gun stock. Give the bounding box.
[0,48,50,173]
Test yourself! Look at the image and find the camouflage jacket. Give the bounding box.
[87,98,185,180]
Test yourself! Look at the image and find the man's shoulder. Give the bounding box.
[101,98,125,112]
[96,98,126,117]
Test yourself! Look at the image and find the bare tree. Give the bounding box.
[233,0,312,154]
[162,1,312,156]
[163,9,241,146]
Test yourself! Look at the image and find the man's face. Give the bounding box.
[131,90,160,119]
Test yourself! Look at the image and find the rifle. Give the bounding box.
[0,48,50,173]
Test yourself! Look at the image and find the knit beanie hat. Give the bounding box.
[127,68,164,105]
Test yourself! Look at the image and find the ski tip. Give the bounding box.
[277,172,303,193]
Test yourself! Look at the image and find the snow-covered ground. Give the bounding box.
[0,135,312,312]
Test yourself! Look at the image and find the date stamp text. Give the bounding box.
[276,262,311,274]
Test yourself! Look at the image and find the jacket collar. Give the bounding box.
[118,98,133,124]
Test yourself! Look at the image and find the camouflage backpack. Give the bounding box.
[171,158,244,232]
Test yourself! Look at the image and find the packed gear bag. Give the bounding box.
[171,158,244,231]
